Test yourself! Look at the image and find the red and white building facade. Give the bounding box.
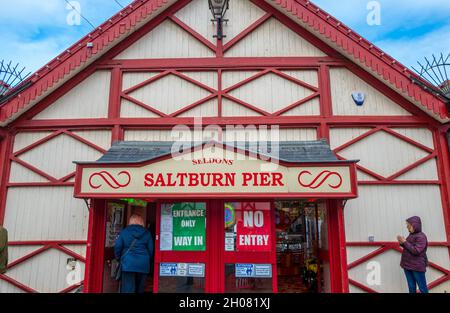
[0,0,449,293]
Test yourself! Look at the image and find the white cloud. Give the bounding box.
[313,0,450,28]
[0,0,132,73]
[375,23,450,69]
[311,0,450,67]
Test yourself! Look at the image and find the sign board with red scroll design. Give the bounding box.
[74,145,358,199]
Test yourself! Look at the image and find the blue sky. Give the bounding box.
[0,0,449,75]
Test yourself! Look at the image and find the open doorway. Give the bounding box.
[275,200,328,293]
[102,199,157,293]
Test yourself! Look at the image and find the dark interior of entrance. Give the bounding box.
[275,201,327,293]
[102,200,157,293]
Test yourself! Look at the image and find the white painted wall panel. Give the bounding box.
[3,187,89,241]
[124,128,317,142]
[329,128,373,150]
[33,71,111,120]
[348,250,444,293]
[222,71,260,90]
[225,18,326,57]
[389,128,435,149]
[127,74,211,115]
[175,0,266,45]
[280,70,319,88]
[426,247,450,270]
[177,99,218,117]
[356,170,377,181]
[7,246,43,263]
[330,68,412,116]
[124,129,199,142]
[227,73,315,113]
[330,127,437,180]
[346,246,380,264]
[349,285,365,293]
[18,134,104,179]
[222,98,262,117]
[13,131,53,152]
[218,0,266,45]
[396,158,438,181]
[344,185,446,242]
[224,128,317,142]
[120,99,159,118]
[115,20,215,59]
[337,131,429,178]
[173,0,216,44]
[9,161,50,183]
[122,72,159,91]
[5,249,85,293]
[280,128,317,141]
[62,245,87,258]
[280,98,320,116]
[0,280,26,293]
[179,71,218,90]
[70,130,112,151]
[430,280,450,293]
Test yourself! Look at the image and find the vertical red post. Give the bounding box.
[434,127,450,262]
[153,201,161,293]
[109,67,123,144]
[83,199,107,293]
[0,131,13,225]
[327,200,349,293]
[318,64,332,141]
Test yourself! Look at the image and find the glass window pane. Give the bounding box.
[158,263,206,293]
[224,264,273,293]
[158,276,205,293]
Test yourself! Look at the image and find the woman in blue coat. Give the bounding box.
[115,214,154,293]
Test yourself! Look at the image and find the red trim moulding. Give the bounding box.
[0,132,13,225]
[12,116,432,130]
[433,127,450,261]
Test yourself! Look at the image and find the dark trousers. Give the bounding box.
[121,271,147,293]
[404,269,428,293]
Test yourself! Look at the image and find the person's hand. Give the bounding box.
[397,235,406,244]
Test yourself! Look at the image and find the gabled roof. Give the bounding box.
[0,0,448,125]
[76,139,347,164]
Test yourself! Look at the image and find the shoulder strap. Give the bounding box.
[121,238,138,260]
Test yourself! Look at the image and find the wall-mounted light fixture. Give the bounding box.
[208,0,230,40]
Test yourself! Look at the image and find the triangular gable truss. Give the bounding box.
[0,0,448,126]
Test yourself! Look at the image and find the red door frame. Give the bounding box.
[153,200,212,292]
[153,199,277,293]
[215,200,277,293]
[84,197,347,293]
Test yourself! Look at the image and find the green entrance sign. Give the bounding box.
[163,203,206,251]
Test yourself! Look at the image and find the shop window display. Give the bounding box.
[275,201,326,293]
